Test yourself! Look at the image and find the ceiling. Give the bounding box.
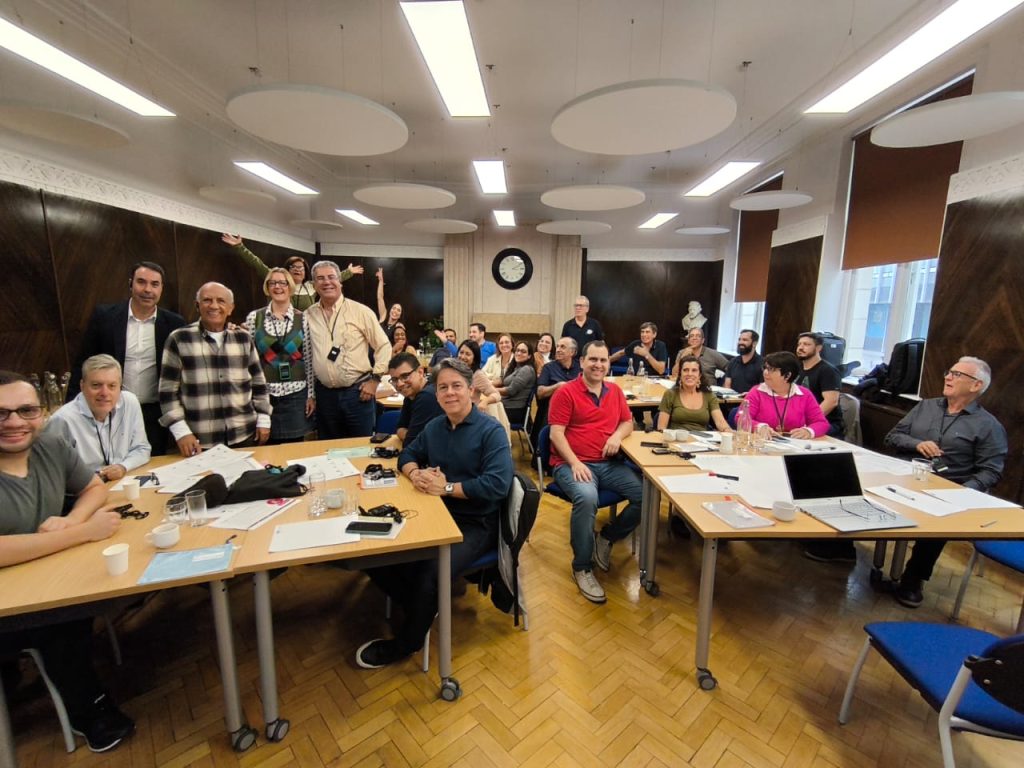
[0,0,1014,250]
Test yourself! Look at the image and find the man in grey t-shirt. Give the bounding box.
[0,371,135,753]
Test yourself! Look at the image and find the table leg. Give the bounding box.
[870,541,888,587]
[640,476,661,596]
[889,541,909,581]
[695,537,719,691]
[0,680,16,768]
[253,572,289,742]
[209,579,257,752]
[437,544,460,701]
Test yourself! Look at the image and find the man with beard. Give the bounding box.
[795,332,844,439]
[723,329,763,393]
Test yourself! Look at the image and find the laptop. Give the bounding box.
[783,452,916,533]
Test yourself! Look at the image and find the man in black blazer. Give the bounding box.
[70,262,185,455]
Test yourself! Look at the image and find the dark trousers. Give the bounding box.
[0,618,103,722]
[315,381,374,439]
[140,402,170,455]
[901,539,947,585]
[366,515,497,652]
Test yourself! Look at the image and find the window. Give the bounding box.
[733,301,765,343]
[840,258,937,373]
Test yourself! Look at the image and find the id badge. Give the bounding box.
[278,362,292,382]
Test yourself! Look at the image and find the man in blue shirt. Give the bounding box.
[530,337,581,452]
[356,358,513,668]
[561,296,603,357]
[469,323,497,365]
[388,352,442,446]
[609,322,669,376]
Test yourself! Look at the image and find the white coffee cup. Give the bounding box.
[772,501,797,522]
[145,522,180,548]
[122,478,140,501]
[102,543,130,576]
[663,429,677,441]
[720,433,734,453]
[674,428,690,442]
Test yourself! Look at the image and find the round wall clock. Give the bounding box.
[492,247,533,290]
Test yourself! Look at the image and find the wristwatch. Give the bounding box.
[444,482,454,496]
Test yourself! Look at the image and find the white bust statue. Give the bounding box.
[681,301,707,332]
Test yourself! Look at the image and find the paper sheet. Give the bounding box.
[660,474,738,495]
[268,517,359,552]
[865,485,967,517]
[287,454,359,482]
[852,449,914,476]
[209,498,297,530]
[688,455,793,508]
[924,488,1022,510]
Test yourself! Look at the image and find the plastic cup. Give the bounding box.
[185,490,208,527]
[720,433,734,454]
[122,478,140,501]
[103,543,129,576]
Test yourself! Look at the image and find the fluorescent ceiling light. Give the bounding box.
[806,0,1024,114]
[493,210,515,227]
[473,160,507,194]
[335,209,380,226]
[638,212,678,230]
[0,16,174,117]
[234,162,317,195]
[400,1,490,117]
[685,161,761,197]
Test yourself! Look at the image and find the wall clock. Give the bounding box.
[491,247,533,290]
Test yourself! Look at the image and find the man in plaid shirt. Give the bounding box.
[159,282,271,456]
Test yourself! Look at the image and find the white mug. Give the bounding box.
[145,522,181,548]
[772,501,797,522]
[102,543,130,576]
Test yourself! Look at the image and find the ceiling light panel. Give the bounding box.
[473,160,507,194]
[400,1,490,118]
[806,0,1024,114]
[685,161,761,197]
[638,213,678,230]
[0,16,174,117]
[335,209,380,225]
[493,210,515,227]
[234,162,317,195]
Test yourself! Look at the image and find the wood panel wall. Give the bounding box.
[761,236,823,355]
[0,179,444,380]
[924,190,1024,503]
[584,260,724,359]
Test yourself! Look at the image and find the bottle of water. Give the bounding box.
[625,358,635,377]
[734,399,752,452]
[637,360,646,378]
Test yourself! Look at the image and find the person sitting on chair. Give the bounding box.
[497,341,537,425]
[389,352,442,446]
[657,355,731,433]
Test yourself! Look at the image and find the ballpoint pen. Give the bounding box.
[886,485,915,501]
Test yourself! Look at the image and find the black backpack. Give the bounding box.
[884,338,925,395]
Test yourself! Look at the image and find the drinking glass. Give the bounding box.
[185,490,208,527]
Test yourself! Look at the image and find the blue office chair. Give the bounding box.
[375,409,400,435]
[951,541,1024,633]
[609,346,628,376]
[840,622,1024,768]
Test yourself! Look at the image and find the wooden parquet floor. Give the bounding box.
[9,445,1024,767]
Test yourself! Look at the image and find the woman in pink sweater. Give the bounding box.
[743,352,829,438]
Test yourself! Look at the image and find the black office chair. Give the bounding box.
[507,387,536,456]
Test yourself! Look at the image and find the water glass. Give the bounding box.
[307,472,327,518]
[165,498,188,525]
[185,490,208,527]
[343,488,360,516]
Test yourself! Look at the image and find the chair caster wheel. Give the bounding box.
[440,677,462,701]
[266,718,290,742]
[697,669,717,691]
[644,580,660,597]
[230,725,258,752]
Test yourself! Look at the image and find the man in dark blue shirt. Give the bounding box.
[356,358,513,668]
[530,337,581,452]
[561,296,603,357]
[609,322,669,376]
[388,352,442,446]
[723,329,763,393]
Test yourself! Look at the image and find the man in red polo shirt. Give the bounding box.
[548,340,642,604]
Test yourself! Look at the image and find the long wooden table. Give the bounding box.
[620,434,1024,691]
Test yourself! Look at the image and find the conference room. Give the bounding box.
[2,1,1024,766]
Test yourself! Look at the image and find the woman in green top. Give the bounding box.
[657,354,732,432]
[221,233,363,311]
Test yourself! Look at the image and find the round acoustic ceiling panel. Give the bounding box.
[226,84,408,156]
[675,225,731,235]
[290,219,344,230]
[199,186,276,206]
[354,183,456,209]
[871,92,1024,148]
[536,220,612,235]
[541,184,645,211]
[0,104,130,149]
[404,218,478,234]
[730,190,812,211]
[551,78,737,155]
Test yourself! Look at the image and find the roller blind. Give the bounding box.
[735,175,783,302]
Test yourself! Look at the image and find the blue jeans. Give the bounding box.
[315,380,374,439]
[553,460,643,571]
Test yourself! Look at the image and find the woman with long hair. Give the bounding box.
[456,340,501,407]
[484,333,515,385]
[497,341,537,424]
[534,332,554,373]
[376,268,403,340]
[657,354,731,432]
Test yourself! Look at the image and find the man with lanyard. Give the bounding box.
[884,357,1007,607]
[71,261,185,455]
[48,355,150,481]
[159,282,271,455]
[306,260,392,439]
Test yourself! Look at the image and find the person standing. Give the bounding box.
[560,296,603,356]
[306,261,392,439]
[71,261,185,454]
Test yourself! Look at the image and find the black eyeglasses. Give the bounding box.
[393,370,417,384]
[0,406,43,422]
[266,280,290,288]
[944,369,979,381]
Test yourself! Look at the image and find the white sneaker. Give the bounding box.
[593,534,612,572]
[572,568,606,604]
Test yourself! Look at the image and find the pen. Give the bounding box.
[886,486,915,501]
[980,520,998,528]
[225,534,237,544]
[711,472,739,481]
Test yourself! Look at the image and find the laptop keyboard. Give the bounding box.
[806,500,886,521]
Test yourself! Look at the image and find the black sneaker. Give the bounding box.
[70,694,134,753]
[894,580,924,608]
[802,541,857,564]
[355,638,413,669]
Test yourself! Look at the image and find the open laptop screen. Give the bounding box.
[784,452,862,501]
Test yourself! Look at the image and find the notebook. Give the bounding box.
[783,452,916,533]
